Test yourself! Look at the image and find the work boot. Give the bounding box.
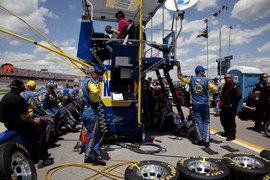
[92,153,106,166]
[203,142,210,147]
[85,153,106,166]
[84,158,95,163]
[226,136,235,141]
[191,139,203,146]
[220,132,228,137]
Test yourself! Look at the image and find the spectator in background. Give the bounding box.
[252,73,270,132]
[155,91,174,132]
[212,77,223,116]
[239,92,256,120]
[184,84,191,107]
[143,77,153,127]
[219,73,242,141]
[176,61,218,147]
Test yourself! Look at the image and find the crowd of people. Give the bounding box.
[174,61,269,147]
[0,78,81,168]
[142,61,269,148]
[0,9,269,169]
[0,62,269,169]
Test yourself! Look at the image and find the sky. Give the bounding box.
[0,0,270,81]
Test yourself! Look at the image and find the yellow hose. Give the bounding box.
[45,160,139,180]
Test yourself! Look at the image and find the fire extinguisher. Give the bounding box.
[80,125,87,145]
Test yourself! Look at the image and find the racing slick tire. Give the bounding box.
[0,141,37,180]
[222,152,270,180]
[125,160,179,180]
[263,174,270,180]
[260,149,270,161]
[176,156,229,180]
[66,102,80,123]
[264,121,270,138]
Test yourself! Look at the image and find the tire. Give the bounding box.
[260,150,270,161]
[125,160,179,180]
[263,174,270,180]
[66,102,80,123]
[0,142,37,180]
[176,156,229,180]
[222,152,270,180]
[264,121,270,138]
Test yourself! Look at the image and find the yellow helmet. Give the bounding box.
[26,80,36,88]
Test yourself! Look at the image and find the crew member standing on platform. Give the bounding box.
[219,73,242,141]
[81,66,106,166]
[175,61,218,147]
[105,10,129,53]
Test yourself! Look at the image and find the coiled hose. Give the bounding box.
[98,98,108,144]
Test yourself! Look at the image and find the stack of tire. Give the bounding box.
[124,150,270,180]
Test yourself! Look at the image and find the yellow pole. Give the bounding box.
[137,0,143,124]
[0,28,91,68]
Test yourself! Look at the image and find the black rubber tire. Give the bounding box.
[65,102,80,122]
[222,152,270,180]
[0,141,37,180]
[263,174,270,180]
[176,156,229,180]
[260,149,270,161]
[125,160,179,180]
[264,121,270,138]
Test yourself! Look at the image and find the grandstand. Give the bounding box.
[0,65,81,85]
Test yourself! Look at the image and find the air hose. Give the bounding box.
[117,142,167,154]
[45,160,139,180]
[98,98,108,143]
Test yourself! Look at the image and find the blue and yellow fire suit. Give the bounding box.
[80,75,101,160]
[177,74,217,143]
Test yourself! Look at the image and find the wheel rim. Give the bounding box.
[186,159,219,174]
[11,151,33,180]
[136,164,169,179]
[232,156,264,169]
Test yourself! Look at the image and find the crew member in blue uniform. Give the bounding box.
[81,66,106,166]
[176,61,218,147]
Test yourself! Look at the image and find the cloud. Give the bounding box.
[0,0,58,35]
[68,4,76,10]
[231,53,269,73]
[0,51,35,65]
[196,0,218,11]
[229,23,270,45]
[145,8,173,31]
[257,41,270,52]
[9,40,21,46]
[0,50,81,75]
[231,0,270,22]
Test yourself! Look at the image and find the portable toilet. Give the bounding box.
[227,66,263,113]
